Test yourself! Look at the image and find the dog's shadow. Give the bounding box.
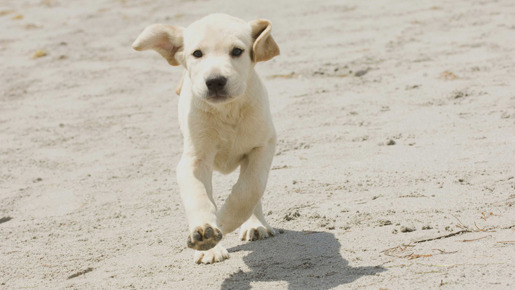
[221,230,386,289]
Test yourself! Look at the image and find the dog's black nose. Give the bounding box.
[206,76,227,91]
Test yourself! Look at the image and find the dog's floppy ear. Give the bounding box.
[132,24,184,66]
[249,19,280,62]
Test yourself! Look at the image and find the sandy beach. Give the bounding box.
[1,0,514,288]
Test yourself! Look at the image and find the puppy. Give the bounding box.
[132,13,280,264]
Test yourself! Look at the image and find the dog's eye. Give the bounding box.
[231,48,244,57]
[192,50,203,58]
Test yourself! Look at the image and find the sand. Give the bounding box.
[1,0,514,289]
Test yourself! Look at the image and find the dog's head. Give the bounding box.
[132,14,279,104]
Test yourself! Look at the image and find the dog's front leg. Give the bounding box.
[176,155,223,252]
[217,139,276,234]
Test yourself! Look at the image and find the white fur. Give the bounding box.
[133,14,280,264]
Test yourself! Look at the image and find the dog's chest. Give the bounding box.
[212,116,265,173]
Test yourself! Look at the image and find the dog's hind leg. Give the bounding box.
[239,200,275,241]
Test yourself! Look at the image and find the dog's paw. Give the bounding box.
[194,244,229,264]
[239,223,275,241]
[187,224,223,251]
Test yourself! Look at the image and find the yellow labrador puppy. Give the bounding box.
[132,13,279,264]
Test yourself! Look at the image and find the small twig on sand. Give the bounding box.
[381,244,415,258]
[404,248,460,260]
[474,222,489,232]
[496,241,515,244]
[407,254,432,260]
[450,214,469,230]
[458,235,492,242]
[413,230,471,244]
[67,267,93,279]
[382,245,459,260]
[481,211,498,221]
[432,249,458,255]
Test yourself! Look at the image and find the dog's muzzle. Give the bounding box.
[205,76,228,101]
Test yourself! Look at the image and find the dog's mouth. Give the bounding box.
[206,91,231,103]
